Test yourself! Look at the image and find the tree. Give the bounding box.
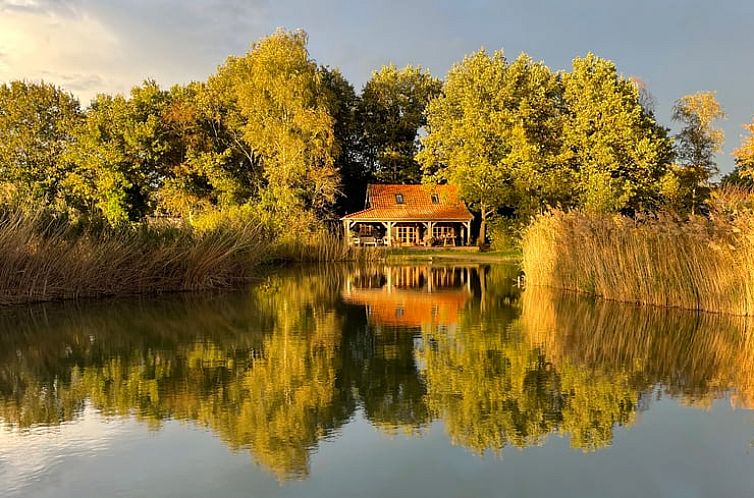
[726,117,754,187]
[64,80,174,223]
[418,50,515,245]
[156,81,260,220]
[359,64,441,183]
[319,67,367,214]
[215,28,339,224]
[561,54,674,214]
[672,91,726,214]
[501,54,569,217]
[0,81,83,211]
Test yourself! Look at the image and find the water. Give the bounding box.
[1,264,754,497]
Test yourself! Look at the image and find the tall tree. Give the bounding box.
[418,50,514,245]
[65,80,174,224]
[319,67,366,214]
[671,91,725,214]
[359,64,441,184]
[502,54,569,216]
[561,54,673,214]
[0,81,83,211]
[215,28,339,223]
[156,81,260,220]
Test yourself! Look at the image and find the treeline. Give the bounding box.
[2,28,754,235]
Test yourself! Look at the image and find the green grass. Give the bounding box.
[386,247,521,263]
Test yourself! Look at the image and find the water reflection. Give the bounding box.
[1,264,753,480]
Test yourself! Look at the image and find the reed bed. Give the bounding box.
[270,230,385,264]
[521,192,754,315]
[0,212,270,305]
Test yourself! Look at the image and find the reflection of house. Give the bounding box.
[341,266,476,328]
[341,184,474,247]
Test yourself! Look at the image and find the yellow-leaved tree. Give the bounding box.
[212,29,340,227]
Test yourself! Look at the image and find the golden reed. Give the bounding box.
[0,212,270,305]
[522,189,754,315]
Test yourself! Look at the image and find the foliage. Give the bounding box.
[724,118,754,187]
[358,64,441,183]
[0,81,83,211]
[217,28,340,221]
[418,50,518,244]
[64,81,175,224]
[671,91,726,214]
[561,53,674,214]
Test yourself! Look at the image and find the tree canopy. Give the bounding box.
[0,29,741,231]
[0,81,82,210]
[359,64,441,184]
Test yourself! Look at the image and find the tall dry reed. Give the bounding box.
[521,190,754,315]
[270,231,385,264]
[0,212,270,305]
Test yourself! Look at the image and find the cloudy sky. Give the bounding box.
[1,0,752,172]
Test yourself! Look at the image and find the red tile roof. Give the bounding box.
[341,184,473,222]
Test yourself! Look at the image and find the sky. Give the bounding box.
[0,0,752,173]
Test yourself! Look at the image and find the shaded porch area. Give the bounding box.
[344,220,472,247]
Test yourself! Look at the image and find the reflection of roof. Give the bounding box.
[342,287,470,327]
[341,184,473,222]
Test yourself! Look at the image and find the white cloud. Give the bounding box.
[0,6,120,102]
[0,0,268,104]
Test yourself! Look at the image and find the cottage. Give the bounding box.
[341,184,473,247]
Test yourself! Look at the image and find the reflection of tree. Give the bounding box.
[347,324,431,434]
[0,268,352,480]
[3,265,754,480]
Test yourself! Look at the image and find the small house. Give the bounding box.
[341,184,473,247]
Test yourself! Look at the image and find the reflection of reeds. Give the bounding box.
[522,205,754,315]
[519,286,754,408]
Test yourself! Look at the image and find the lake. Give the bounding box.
[1,263,754,498]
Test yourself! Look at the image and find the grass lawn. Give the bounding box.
[385,247,521,264]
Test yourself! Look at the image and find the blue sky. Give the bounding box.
[1,0,752,173]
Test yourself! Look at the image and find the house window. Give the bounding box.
[431,193,440,204]
[395,193,404,204]
[396,226,416,243]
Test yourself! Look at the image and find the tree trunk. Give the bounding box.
[478,208,488,248]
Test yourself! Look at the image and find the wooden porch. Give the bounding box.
[343,220,472,247]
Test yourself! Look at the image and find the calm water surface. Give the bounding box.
[1,264,754,497]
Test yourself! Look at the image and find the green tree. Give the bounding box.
[418,50,515,245]
[561,54,673,214]
[501,54,569,216]
[0,81,83,211]
[319,67,368,214]
[359,64,441,183]
[215,28,339,224]
[671,91,726,214]
[156,81,260,220]
[65,80,174,223]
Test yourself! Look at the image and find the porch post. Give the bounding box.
[465,221,471,246]
[342,220,350,244]
[387,222,394,247]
